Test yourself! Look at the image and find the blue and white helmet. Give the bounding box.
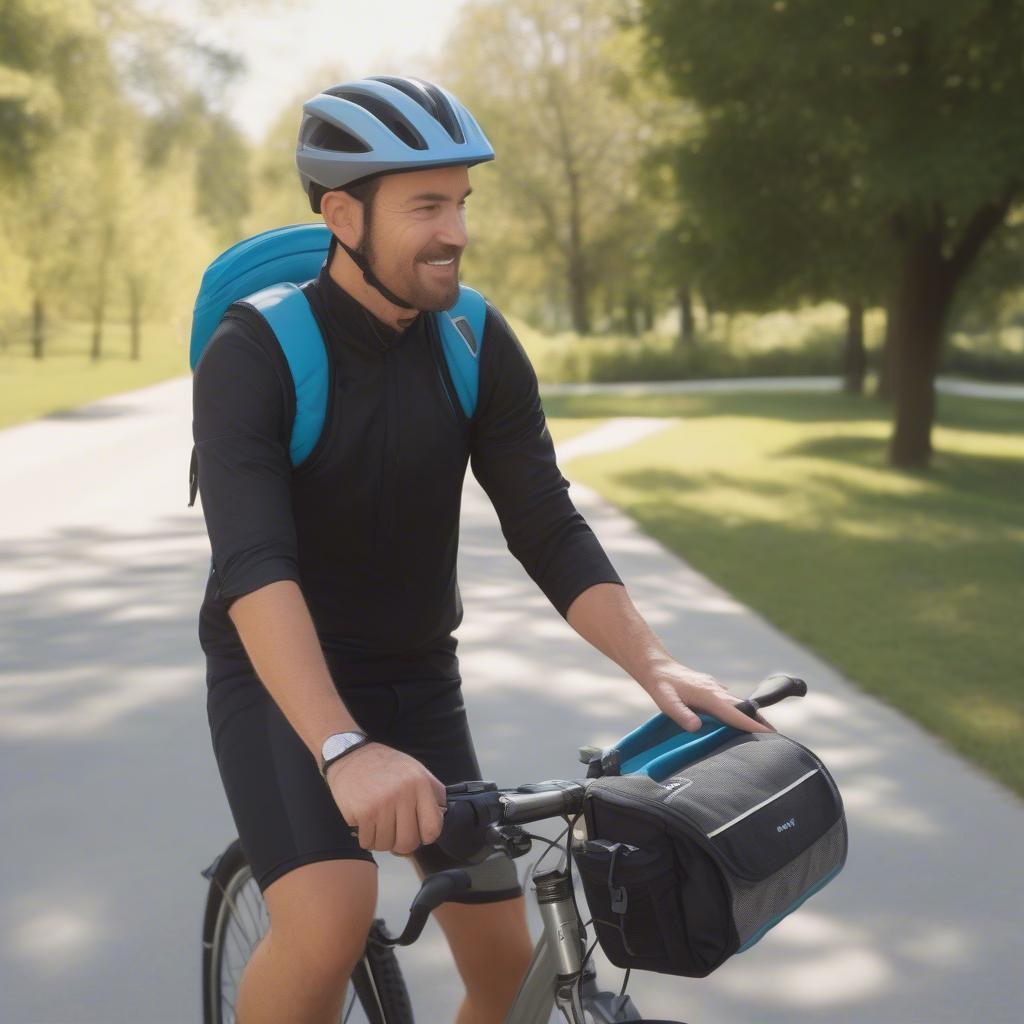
[297,76,495,212]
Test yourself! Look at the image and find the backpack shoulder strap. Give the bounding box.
[433,285,487,419]
[243,282,328,467]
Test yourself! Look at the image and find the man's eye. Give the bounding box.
[417,204,439,213]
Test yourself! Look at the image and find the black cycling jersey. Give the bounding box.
[191,261,623,658]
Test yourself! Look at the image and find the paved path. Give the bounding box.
[542,374,1024,400]
[1,376,1021,1023]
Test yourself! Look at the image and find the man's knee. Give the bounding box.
[263,857,378,983]
[433,895,534,997]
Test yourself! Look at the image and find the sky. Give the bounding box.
[179,0,471,141]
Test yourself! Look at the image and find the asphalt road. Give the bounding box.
[1,375,1022,1023]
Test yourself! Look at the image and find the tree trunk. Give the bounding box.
[129,279,142,360]
[563,151,589,334]
[643,300,655,332]
[887,188,1016,467]
[889,240,952,467]
[91,299,104,361]
[843,299,866,395]
[704,295,714,332]
[91,221,115,361]
[677,284,695,350]
[625,291,639,336]
[875,291,897,401]
[566,233,589,335]
[32,295,45,359]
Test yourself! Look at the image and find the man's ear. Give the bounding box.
[320,189,363,249]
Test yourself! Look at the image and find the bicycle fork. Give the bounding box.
[509,868,640,1024]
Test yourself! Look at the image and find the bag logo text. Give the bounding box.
[777,817,796,832]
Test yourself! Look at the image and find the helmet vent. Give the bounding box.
[308,120,370,154]
[370,76,466,145]
[327,86,427,151]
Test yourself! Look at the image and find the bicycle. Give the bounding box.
[200,673,806,1023]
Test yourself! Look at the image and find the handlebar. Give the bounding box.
[373,779,588,947]
[375,672,807,947]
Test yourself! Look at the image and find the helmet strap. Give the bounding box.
[335,237,418,312]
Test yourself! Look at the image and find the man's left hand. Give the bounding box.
[640,661,776,734]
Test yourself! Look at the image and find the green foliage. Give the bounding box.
[443,0,678,332]
[195,112,253,245]
[637,0,1024,305]
[0,0,244,365]
[0,0,103,177]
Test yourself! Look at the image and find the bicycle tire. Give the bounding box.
[346,920,415,1024]
[201,841,414,1024]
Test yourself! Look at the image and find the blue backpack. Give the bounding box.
[188,223,487,471]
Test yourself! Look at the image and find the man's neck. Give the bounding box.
[328,247,418,333]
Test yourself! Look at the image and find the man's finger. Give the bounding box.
[358,818,376,851]
[375,809,397,853]
[394,800,421,855]
[417,783,444,847]
[662,700,703,733]
[430,775,447,808]
[716,698,773,734]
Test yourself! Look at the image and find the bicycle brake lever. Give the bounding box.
[384,869,472,946]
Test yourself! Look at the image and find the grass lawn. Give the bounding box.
[543,389,1024,798]
[0,321,188,430]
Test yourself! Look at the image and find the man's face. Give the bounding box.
[359,165,471,312]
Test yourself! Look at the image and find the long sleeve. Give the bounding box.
[191,313,302,606]
[469,303,623,617]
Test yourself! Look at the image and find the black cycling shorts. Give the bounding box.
[205,637,522,902]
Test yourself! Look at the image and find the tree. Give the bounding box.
[638,0,1024,465]
[116,139,214,360]
[443,0,662,333]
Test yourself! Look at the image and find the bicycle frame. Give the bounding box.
[504,864,643,1024]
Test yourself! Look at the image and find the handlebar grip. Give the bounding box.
[436,799,483,861]
[748,673,807,709]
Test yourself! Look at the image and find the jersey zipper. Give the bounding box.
[383,345,399,550]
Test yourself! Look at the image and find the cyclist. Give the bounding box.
[191,76,772,1024]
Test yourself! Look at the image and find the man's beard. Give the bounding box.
[360,218,459,312]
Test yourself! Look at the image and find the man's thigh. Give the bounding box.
[263,858,379,973]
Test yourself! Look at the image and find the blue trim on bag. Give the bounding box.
[735,864,843,954]
[614,712,741,781]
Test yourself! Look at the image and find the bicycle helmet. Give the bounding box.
[296,75,495,213]
[296,76,494,308]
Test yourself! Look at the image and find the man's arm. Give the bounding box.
[566,582,773,734]
[227,580,363,760]
[227,580,447,853]
[193,321,445,854]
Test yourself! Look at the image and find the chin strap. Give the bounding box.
[335,236,418,312]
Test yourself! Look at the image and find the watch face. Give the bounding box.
[322,732,364,760]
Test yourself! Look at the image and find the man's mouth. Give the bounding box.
[423,256,457,266]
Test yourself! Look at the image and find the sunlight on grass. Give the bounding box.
[0,321,188,429]
[548,391,1024,796]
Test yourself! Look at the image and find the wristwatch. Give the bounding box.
[320,730,370,780]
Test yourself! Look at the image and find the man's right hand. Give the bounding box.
[325,742,447,855]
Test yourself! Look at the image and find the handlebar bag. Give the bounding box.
[573,730,847,977]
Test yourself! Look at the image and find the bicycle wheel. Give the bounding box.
[201,840,414,1024]
[343,920,415,1024]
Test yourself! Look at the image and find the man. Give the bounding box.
[192,76,771,1024]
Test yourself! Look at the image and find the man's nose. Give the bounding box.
[436,205,469,250]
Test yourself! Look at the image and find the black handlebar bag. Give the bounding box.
[574,730,847,978]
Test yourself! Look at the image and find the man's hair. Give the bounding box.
[309,174,382,216]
